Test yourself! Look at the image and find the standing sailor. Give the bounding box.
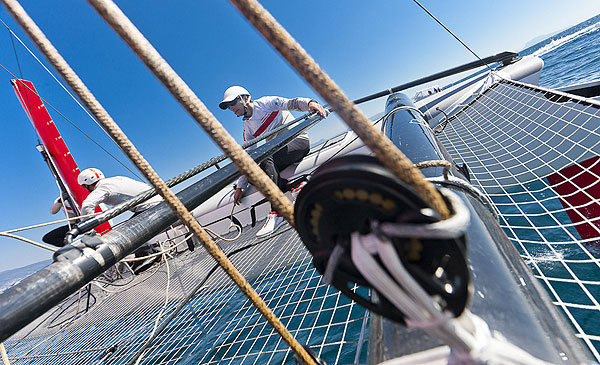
[219,86,327,236]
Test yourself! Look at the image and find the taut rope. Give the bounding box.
[228,0,450,219]
[0,0,314,363]
[88,0,294,226]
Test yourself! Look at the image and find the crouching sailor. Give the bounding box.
[219,85,327,236]
[77,168,163,272]
[78,168,162,217]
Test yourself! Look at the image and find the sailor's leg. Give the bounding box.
[259,155,281,191]
[273,136,310,172]
[273,136,310,190]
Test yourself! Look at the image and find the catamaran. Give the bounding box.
[0,0,599,364]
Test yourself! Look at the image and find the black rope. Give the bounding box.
[0,18,23,79]
[412,0,492,72]
[7,28,23,79]
[433,107,450,135]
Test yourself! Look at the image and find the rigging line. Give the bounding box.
[0,17,128,153]
[47,287,87,330]
[5,20,23,79]
[0,232,57,252]
[121,222,242,264]
[5,73,144,180]
[0,210,101,234]
[412,0,492,72]
[0,18,143,181]
[134,240,170,365]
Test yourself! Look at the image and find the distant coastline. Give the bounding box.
[524,12,600,49]
[523,29,564,49]
[0,259,51,293]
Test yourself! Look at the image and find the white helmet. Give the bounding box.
[78,168,104,186]
[219,86,250,109]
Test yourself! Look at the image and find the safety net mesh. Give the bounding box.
[435,78,600,361]
[4,223,369,364]
[5,76,600,364]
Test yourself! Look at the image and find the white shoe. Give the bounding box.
[290,181,307,204]
[256,212,285,237]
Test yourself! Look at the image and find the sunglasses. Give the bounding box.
[227,96,241,108]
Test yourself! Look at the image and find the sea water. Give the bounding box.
[522,13,600,88]
[512,13,600,357]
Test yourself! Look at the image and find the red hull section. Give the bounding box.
[12,79,111,234]
[547,155,600,241]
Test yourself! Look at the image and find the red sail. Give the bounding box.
[12,79,111,234]
[547,155,600,242]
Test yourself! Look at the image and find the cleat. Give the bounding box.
[256,211,285,237]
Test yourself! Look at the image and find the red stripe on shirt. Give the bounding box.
[253,111,279,137]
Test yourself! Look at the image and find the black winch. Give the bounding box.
[294,154,470,323]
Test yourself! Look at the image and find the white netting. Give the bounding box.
[4,223,369,364]
[435,78,600,361]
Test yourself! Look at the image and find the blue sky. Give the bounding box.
[0,0,599,272]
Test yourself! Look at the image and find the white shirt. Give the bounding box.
[237,96,312,189]
[80,176,162,215]
[51,196,76,218]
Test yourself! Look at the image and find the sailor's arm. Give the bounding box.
[80,189,109,216]
[50,198,62,214]
[306,100,327,117]
[269,96,327,117]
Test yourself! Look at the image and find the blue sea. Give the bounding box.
[522,13,600,88]
[0,259,50,294]
[1,12,600,363]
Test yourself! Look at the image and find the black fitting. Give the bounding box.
[294,155,470,324]
[63,226,81,246]
[98,344,118,362]
[294,344,327,365]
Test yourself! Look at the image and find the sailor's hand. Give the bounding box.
[233,188,243,205]
[308,101,328,118]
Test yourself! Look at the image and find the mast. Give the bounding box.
[11,79,111,234]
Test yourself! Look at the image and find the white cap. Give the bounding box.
[78,168,104,186]
[219,86,250,109]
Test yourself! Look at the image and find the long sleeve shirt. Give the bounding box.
[237,96,312,189]
[80,176,162,215]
